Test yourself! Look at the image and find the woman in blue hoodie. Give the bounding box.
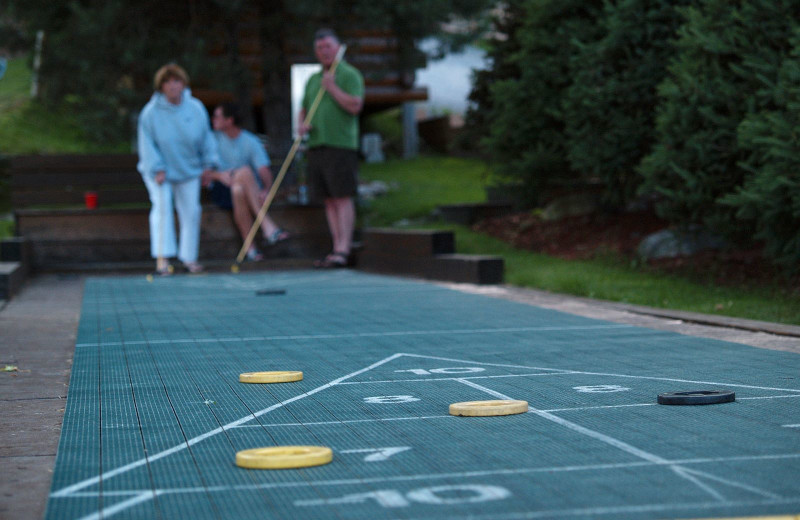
[137,63,218,274]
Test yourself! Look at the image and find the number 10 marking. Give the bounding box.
[295,484,511,508]
[395,367,486,376]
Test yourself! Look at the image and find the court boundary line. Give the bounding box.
[400,352,800,394]
[74,323,633,348]
[50,452,800,498]
[50,450,800,505]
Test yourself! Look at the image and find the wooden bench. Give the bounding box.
[9,154,146,208]
[6,154,330,271]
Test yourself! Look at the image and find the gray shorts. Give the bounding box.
[306,146,359,202]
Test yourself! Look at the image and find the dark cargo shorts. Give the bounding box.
[306,146,359,202]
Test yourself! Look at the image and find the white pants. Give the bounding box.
[143,176,202,264]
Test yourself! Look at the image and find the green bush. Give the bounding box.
[461,1,525,160]
[481,0,604,205]
[564,0,688,208]
[723,29,800,272]
[639,0,799,236]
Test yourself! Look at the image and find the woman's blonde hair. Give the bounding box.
[153,63,189,92]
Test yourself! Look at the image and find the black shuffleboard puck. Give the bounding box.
[657,390,735,405]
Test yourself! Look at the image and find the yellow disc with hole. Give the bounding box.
[239,371,303,384]
[236,446,333,469]
[449,400,529,417]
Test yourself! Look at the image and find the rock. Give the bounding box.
[541,193,601,221]
[637,227,727,259]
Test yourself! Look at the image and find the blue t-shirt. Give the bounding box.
[214,129,271,173]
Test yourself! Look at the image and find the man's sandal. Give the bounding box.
[314,252,348,269]
[245,247,264,262]
[266,229,291,245]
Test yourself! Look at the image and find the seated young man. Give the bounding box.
[203,103,289,260]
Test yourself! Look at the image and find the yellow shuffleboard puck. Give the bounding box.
[239,371,303,384]
[236,446,333,469]
[449,400,529,417]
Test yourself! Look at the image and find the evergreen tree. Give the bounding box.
[481,0,604,205]
[6,0,490,146]
[564,0,688,209]
[638,0,798,235]
[462,1,526,158]
[723,29,800,272]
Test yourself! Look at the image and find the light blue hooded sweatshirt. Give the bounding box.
[137,88,219,182]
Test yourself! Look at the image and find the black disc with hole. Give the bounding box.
[657,390,735,405]
[255,289,287,296]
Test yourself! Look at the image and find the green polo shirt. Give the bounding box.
[302,61,364,150]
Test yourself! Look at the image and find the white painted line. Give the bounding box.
[402,353,800,394]
[75,324,632,348]
[670,466,724,501]
[740,395,800,401]
[455,379,672,465]
[50,353,404,498]
[229,414,453,429]
[337,372,571,385]
[230,394,800,430]
[454,378,779,502]
[404,496,800,520]
[677,466,780,499]
[76,491,159,520]
[54,452,800,499]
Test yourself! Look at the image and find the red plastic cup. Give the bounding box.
[84,191,98,209]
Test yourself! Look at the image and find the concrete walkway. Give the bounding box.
[1,273,798,519]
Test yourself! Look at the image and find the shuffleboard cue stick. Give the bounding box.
[232,44,348,272]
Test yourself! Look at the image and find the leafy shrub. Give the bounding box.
[564,0,688,208]
[639,0,798,236]
[723,29,800,272]
[480,0,604,205]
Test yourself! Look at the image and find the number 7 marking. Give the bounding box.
[340,446,412,462]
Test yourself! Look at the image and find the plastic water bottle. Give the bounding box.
[299,184,308,205]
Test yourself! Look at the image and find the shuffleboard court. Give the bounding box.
[45,270,800,519]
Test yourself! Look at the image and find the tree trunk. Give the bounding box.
[258,1,293,160]
[224,12,255,131]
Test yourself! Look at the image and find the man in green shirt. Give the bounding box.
[299,28,365,268]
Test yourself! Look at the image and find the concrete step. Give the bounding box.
[436,202,513,225]
[43,257,318,274]
[357,227,504,284]
[24,235,329,272]
[15,204,331,271]
[0,261,26,300]
[361,228,455,257]
[358,251,503,284]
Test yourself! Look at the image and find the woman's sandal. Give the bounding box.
[314,252,348,269]
[182,261,204,274]
[154,265,173,277]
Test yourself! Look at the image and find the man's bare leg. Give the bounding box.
[230,167,281,240]
[325,196,355,255]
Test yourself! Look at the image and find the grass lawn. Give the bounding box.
[0,57,127,154]
[360,156,489,227]
[360,156,800,326]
